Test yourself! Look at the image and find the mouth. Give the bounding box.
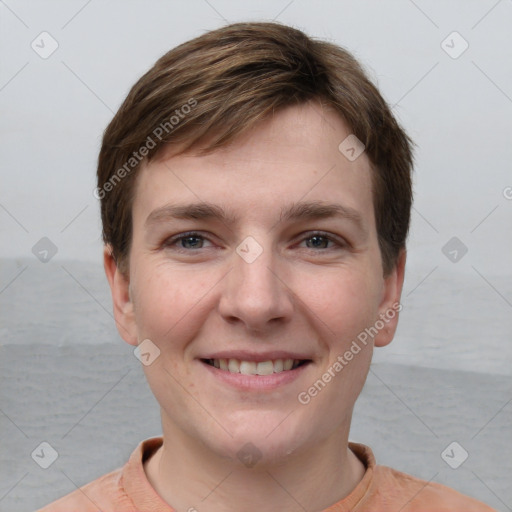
[200,358,312,375]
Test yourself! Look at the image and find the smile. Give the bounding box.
[202,358,310,375]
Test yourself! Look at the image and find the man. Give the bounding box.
[39,21,495,511]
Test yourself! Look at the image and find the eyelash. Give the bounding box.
[163,231,346,252]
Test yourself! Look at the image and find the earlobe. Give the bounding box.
[374,249,406,348]
[103,246,138,346]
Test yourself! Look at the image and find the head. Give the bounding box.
[100,22,413,465]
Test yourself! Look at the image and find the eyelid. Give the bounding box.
[295,230,347,249]
[162,231,214,250]
[163,230,347,251]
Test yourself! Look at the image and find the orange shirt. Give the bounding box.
[38,436,495,512]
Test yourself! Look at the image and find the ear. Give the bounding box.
[103,246,138,346]
[373,249,406,348]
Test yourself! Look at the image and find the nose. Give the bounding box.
[218,237,294,333]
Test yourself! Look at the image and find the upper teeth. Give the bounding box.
[211,358,299,375]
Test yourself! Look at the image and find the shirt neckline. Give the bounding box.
[122,436,376,512]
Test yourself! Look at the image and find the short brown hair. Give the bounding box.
[97,21,413,276]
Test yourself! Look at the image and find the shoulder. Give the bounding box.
[36,437,164,512]
[36,466,134,512]
[373,464,496,512]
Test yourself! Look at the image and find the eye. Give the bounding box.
[299,232,345,251]
[162,231,346,253]
[164,231,213,250]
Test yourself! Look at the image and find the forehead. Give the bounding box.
[132,102,375,231]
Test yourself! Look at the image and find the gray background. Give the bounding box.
[1,0,511,510]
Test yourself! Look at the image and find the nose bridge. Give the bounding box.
[237,242,276,296]
[219,234,293,328]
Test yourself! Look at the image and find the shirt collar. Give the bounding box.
[122,437,375,512]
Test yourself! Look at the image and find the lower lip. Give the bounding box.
[199,360,311,391]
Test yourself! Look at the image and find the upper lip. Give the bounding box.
[199,350,313,363]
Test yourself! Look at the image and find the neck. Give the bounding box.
[144,414,366,512]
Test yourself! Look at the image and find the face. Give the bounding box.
[105,102,405,465]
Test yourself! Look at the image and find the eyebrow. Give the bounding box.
[145,200,367,233]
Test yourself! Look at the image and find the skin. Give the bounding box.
[104,101,406,512]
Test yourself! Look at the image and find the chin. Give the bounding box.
[208,411,317,467]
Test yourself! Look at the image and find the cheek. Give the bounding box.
[295,269,378,427]
[131,265,210,347]
[131,267,208,407]
[297,264,382,342]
